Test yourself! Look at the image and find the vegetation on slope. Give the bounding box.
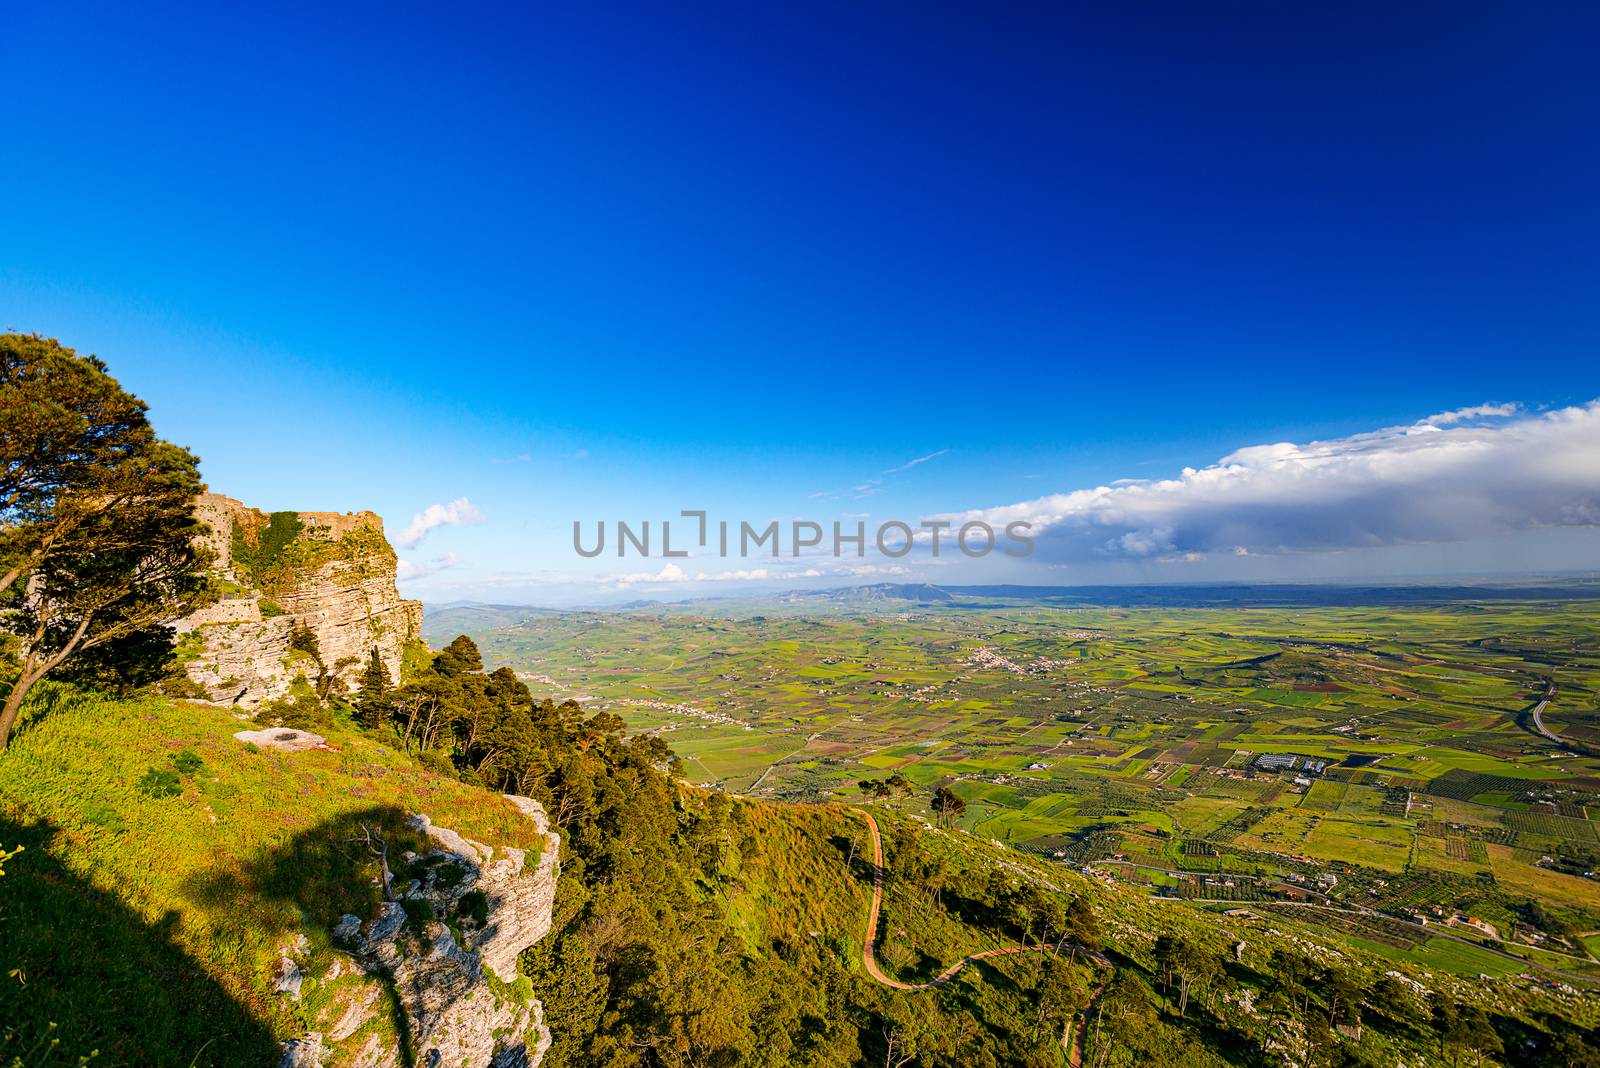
[0,684,542,1065]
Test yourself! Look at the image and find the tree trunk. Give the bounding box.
[0,611,94,751]
[0,679,32,752]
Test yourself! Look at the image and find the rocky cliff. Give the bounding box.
[177,494,423,707]
[277,796,562,1068]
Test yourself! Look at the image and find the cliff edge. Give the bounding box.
[176,494,423,707]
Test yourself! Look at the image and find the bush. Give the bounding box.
[260,697,333,733]
[417,748,456,777]
[231,511,303,584]
[401,896,435,936]
[456,889,489,926]
[156,673,208,700]
[135,768,181,799]
[171,750,205,776]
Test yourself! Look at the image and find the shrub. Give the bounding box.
[400,896,435,936]
[433,861,466,890]
[156,673,208,700]
[231,511,303,584]
[457,889,489,926]
[135,768,181,798]
[260,697,333,733]
[417,748,456,777]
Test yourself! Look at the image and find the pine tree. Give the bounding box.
[355,648,391,728]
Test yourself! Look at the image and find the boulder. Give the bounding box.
[234,728,327,752]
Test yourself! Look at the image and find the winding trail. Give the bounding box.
[1066,980,1109,1068]
[853,807,1109,991]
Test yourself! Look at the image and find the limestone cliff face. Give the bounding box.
[177,494,422,707]
[276,796,562,1068]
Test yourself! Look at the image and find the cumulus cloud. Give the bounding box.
[932,401,1600,562]
[398,497,485,548]
[612,564,773,587]
[1421,403,1520,426]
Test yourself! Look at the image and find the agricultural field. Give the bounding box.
[432,583,1600,976]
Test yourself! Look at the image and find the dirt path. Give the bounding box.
[853,807,1108,991]
[1066,980,1109,1067]
[746,732,821,793]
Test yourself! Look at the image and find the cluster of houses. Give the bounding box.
[1387,904,1503,941]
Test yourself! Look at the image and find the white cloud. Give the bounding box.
[884,448,950,475]
[1421,403,1520,426]
[613,563,690,585]
[611,564,773,587]
[932,401,1600,562]
[398,497,486,548]
[702,568,771,582]
[396,551,464,583]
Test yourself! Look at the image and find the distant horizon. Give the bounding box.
[417,568,1600,613]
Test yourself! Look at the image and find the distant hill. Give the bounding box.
[940,581,1600,607]
[421,602,557,641]
[783,582,954,603]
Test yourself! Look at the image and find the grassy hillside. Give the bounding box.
[0,686,544,1065]
[4,683,1598,1067]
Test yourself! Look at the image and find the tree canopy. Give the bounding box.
[0,335,213,748]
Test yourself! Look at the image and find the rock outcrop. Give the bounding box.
[177,494,422,707]
[232,727,329,752]
[276,796,561,1068]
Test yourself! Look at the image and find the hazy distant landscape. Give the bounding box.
[434,583,1600,980]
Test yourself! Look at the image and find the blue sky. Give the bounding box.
[5,4,1598,603]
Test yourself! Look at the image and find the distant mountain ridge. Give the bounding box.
[428,577,1600,622]
[781,582,954,603]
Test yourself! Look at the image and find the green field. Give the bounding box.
[436,589,1600,963]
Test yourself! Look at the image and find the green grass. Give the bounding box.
[0,684,545,1065]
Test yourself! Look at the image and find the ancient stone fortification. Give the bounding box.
[276,796,562,1068]
[177,493,422,707]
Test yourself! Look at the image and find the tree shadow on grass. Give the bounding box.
[183,806,466,1068]
[0,814,281,1068]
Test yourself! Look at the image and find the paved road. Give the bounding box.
[1529,683,1563,745]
